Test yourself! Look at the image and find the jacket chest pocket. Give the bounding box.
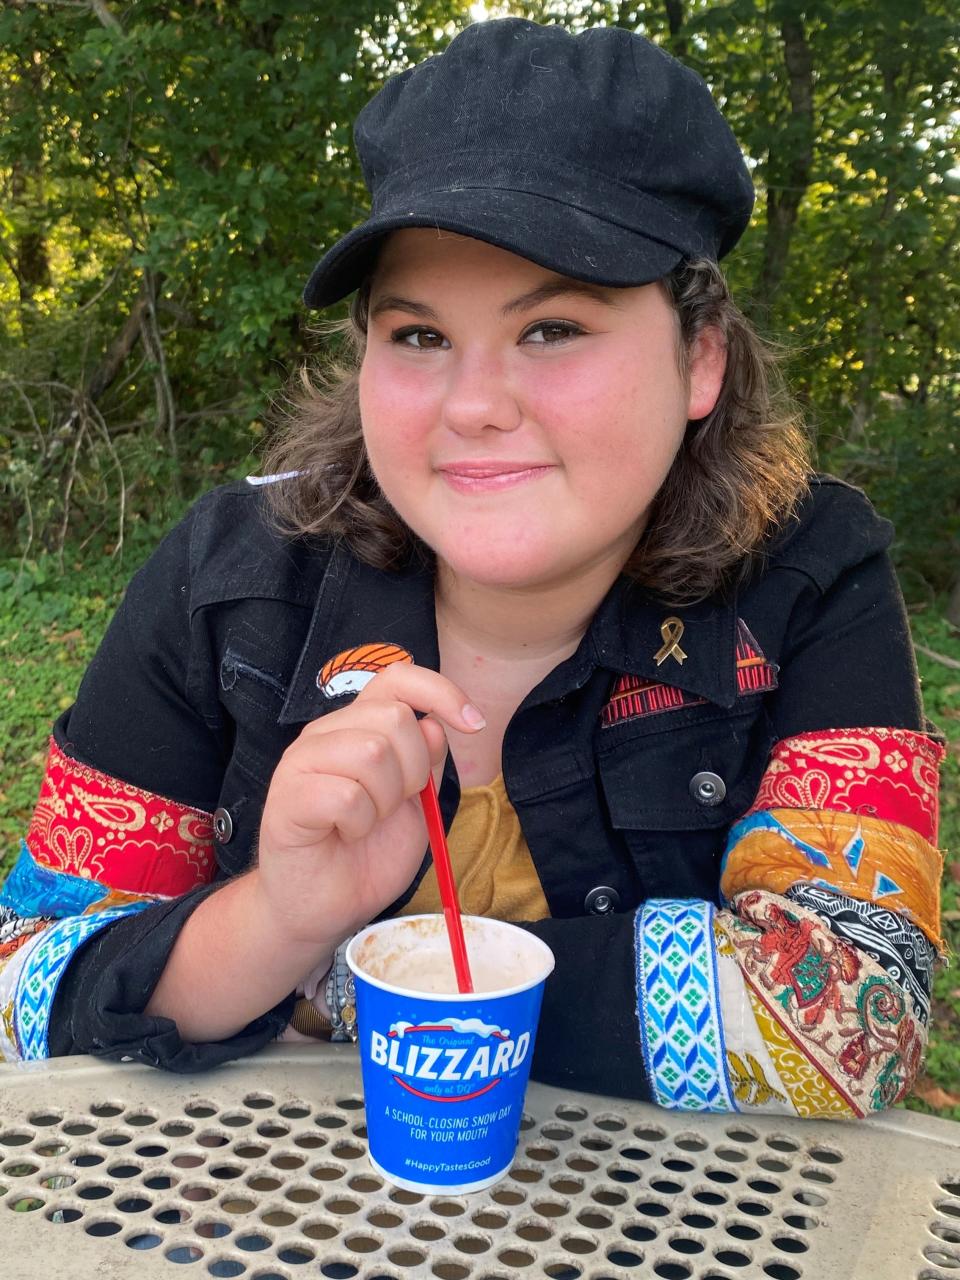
[598,706,770,900]
[214,645,300,877]
[218,624,292,725]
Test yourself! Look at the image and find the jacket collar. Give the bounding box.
[279,541,739,726]
[590,575,739,708]
[280,541,439,725]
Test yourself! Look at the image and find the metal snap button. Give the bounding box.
[213,807,234,843]
[584,885,620,915]
[690,771,726,806]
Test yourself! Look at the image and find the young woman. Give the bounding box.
[1,20,941,1116]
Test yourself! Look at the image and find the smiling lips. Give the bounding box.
[436,461,554,493]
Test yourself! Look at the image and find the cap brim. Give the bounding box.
[302,187,684,309]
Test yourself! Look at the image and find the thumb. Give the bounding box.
[420,715,452,787]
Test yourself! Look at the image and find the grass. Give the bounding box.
[904,605,960,1120]
[1,548,958,1115]
[0,551,131,858]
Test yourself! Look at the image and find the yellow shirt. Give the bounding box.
[401,773,550,922]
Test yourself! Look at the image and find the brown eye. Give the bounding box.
[394,327,448,350]
[523,321,582,345]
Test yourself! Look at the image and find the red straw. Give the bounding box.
[419,777,474,993]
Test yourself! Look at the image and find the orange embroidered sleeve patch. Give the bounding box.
[720,809,942,950]
[26,739,216,897]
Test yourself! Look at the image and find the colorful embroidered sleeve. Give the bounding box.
[0,738,216,1062]
[722,728,943,947]
[635,727,943,1117]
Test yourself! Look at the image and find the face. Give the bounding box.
[359,229,724,596]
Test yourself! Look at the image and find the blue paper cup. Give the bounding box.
[346,915,555,1194]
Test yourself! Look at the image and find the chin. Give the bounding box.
[438,543,572,591]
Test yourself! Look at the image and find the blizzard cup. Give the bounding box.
[345,915,555,1194]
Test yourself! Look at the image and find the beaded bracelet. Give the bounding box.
[324,939,358,1043]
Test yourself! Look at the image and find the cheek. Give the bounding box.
[522,359,618,445]
[359,356,435,463]
[538,350,687,457]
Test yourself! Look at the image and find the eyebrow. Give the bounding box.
[368,279,625,323]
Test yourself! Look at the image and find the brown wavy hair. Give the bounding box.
[261,257,811,604]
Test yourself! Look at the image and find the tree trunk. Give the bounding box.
[753,12,814,321]
[847,183,897,437]
[847,61,905,439]
[663,0,687,58]
[10,52,50,328]
[12,165,50,306]
[946,577,960,631]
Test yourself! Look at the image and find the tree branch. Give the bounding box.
[86,293,150,402]
[138,269,181,494]
[914,643,960,671]
[88,0,122,32]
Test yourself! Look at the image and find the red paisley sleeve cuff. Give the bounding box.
[27,737,217,897]
[745,727,944,842]
[0,743,218,1063]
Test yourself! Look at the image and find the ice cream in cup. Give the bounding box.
[346,915,555,1194]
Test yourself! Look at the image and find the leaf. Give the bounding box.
[727,1049,788,1106]
[912,1076,960,1110]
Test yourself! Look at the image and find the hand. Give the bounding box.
[254,664,485,948]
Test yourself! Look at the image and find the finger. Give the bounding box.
[420,716,451,773]
[299,701,435,797]
[265,768,380,847]
[284,726,415,823]
[354,662,486,734]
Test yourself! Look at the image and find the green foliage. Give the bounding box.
[2,2,958,576]
[0,0,467,552]
[826,402,960,602]
[509,0,960,597]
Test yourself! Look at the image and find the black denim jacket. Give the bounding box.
[48,474,924,1097]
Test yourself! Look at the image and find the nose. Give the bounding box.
[441,347,521,436]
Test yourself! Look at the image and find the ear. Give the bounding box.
[685,325,727,421]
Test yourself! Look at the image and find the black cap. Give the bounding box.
[303,18,754,308]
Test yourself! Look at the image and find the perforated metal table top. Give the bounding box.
[1,1044,959,1280]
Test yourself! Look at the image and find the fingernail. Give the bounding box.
[461,702,486,730]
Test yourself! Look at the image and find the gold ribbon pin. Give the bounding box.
[654,616,687,666]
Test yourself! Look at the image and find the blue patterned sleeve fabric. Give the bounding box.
[634,899,735,1112]
[0,848,153,1062]
[3,841,126,917]
[7,907,153,1060]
